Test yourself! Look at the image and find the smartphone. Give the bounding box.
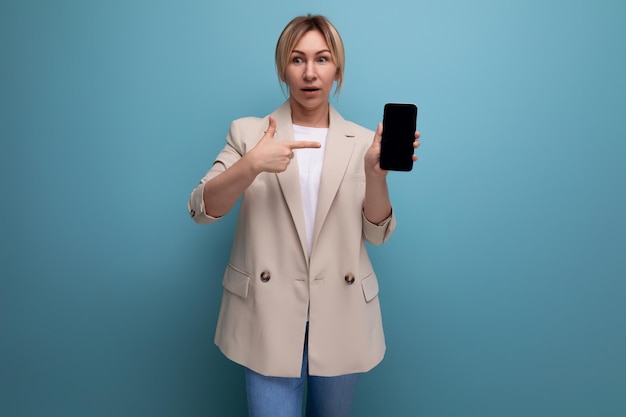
[380,103,418,171]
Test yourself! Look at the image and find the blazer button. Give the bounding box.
[260,271,271,282]
[344,273,355,285]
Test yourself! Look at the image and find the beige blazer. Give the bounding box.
[188,102,396,377]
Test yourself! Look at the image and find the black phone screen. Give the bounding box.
[380,103,418,171]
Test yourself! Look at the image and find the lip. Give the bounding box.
[300,88,321,98]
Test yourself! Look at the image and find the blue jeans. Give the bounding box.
[245,328,359,417]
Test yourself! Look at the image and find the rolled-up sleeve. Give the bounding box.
[188,120,247,224]
[362,209,396,245]
[188,177,224,224]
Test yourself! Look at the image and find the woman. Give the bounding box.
[188,14,420,417]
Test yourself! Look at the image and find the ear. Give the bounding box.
[334,68,341,81]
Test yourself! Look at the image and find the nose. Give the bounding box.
[304,62,315,80]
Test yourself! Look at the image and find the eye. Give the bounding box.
[318,56,330,63]
[292,56,303,64]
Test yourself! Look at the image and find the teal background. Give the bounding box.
[2,0,625,416]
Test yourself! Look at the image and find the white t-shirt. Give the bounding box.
[292,124,328,257]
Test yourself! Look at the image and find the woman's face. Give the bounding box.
[283,29,339,114]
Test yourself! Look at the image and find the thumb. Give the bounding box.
[261,116,277,141]
[373,122,383,144]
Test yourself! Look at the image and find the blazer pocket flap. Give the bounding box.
[361,273,379,303]
[222,264,250,298]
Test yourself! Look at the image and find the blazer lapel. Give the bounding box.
[272,102,358,261]
[312,106,356,248]
[273,103,309,259]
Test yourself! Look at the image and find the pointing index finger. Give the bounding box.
[287,141,322,149]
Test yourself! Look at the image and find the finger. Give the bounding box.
[413,139,420,149]
[262,116,277,141]
[414,131,421,139]
[373,122,383,144]
[286,141,321,149]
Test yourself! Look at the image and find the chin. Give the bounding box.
[296,96,329,107]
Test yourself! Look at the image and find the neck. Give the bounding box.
[289,99,330,128]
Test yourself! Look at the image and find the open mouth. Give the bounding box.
[302,87,320,92]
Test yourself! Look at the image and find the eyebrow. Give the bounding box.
[291,49,331,55]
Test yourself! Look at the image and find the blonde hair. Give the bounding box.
[275,15,345,95]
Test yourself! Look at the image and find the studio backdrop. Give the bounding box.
[2,0,625,416]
